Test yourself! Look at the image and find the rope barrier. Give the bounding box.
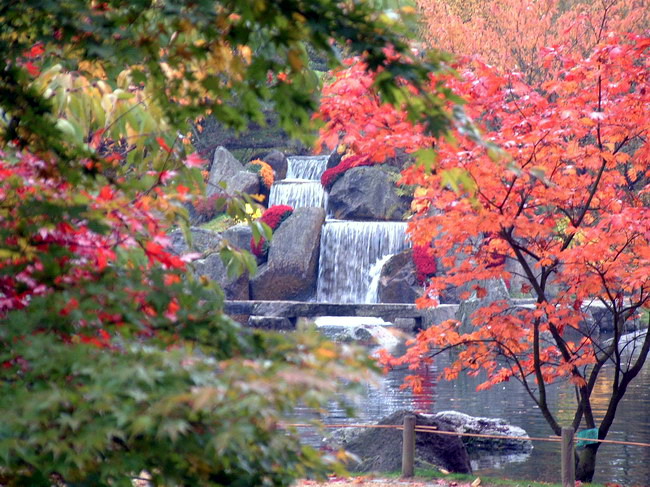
[283,422,650,448]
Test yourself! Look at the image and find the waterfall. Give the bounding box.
[267,155,328,208]
[286,155,329,180]
[268,180,328,208]
[316,220,409,304]
[364,253,395,304]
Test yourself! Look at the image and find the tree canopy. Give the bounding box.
[0,1,460,486]
[315,0,650,482]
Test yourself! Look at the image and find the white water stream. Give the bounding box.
[267,155,329,209]
[316,220,408,303]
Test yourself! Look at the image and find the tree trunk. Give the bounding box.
[575,444,599,482]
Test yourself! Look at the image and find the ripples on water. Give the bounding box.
[297,326,650,486]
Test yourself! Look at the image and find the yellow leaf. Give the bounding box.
[471,477,482,487]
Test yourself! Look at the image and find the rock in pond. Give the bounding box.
[432,411,532,453]
[327,166,409,221]
[250,207,325,300]
[329,410,472,474]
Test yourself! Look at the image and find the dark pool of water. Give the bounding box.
[301,328,650,486]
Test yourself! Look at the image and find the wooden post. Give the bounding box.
[402,414,416,478]
[561,427,575,487]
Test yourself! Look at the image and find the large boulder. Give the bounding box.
[229,170,260,195]
[332,410,471,474]
[327,166,409,221]
[377,249,422,304]
[169,227,249,300]
[261,150,288,180]
[250,207,325,300]
[206,146,245,197]
[432,411,532,454]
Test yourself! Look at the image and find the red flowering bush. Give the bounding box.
[320,154,375,190]
[412,244,437,285]
[250,205,294,257]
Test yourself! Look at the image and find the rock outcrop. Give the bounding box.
[331,410,472,474]
[169,227,249,300]
[250,207,325,300]
[377,249,422,304]
[327,166,409,221]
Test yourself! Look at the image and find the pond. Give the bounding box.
[302,321,650,486]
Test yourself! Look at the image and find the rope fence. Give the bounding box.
[284,422,650,448]
[283,419,650,487]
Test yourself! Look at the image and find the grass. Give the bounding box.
[384,469,608,487]
[200,214,237,233]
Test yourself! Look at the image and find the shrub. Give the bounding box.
[192,193,228,223]
[321,154,374,190]
[250,205,294,257]
[246,159,275,189]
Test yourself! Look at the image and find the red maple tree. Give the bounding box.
[382,33,650,481]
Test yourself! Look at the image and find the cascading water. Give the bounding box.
[286,155,328,180]
[267,155,328,208]
[268,180,327,208]
[316,220,409,303]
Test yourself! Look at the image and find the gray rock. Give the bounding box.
[221,224,253,251]
[261,150,288,180]
[229,170,260,195]
[327,166,409,221]
[169,227,249,300]
[193,253,249,300]
[207,146,245,197]
[250,207,325,300]
[432,411,532,453]
[169,227,220,254]
[331,410,472,474]
[378,249,422,304]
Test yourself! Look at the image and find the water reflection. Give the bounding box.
[306,324,650,485]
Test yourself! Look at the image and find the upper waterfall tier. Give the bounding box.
[286,155,329,180]
[268,180,328,208]
[316,220,409,304]
[266,155,329,209]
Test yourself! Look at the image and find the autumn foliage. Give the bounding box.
[247,159,275,189]
[416,0,650,83]
[388,32,649,481]
[250,205,294,257]
[314,1,650,480]
[316,55,435,163]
